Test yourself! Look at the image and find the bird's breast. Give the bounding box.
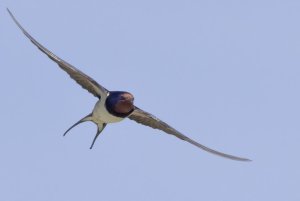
[92,99,124,123]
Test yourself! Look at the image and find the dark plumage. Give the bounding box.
[105,92,135,117]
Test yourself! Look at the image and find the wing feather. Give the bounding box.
[129,107,251,161]
[8,9,108,98]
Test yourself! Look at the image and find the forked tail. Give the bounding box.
[63,113,107,149]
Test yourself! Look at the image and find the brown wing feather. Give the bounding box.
[8,9,108,98]
[129,107,251,161]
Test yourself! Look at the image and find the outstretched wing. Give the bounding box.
[129,107,251,161]
[7,9,108,99]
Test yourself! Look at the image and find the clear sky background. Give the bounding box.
[1,1,300,201]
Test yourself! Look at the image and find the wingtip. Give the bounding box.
[6,8,19,26]
[235,157,252,162]
[228,156,252,162]
[6,8,12,15]
[6,8,12,16]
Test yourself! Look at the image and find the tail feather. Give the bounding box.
[63,113,93,136]
[89,123,107,149]
[63,113,107,149]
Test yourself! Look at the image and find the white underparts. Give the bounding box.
[92,98,124,124]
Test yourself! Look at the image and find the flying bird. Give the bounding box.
[8,9,250,161]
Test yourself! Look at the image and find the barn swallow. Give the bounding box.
[8,9,250,161]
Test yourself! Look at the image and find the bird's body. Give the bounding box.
[8,9,250,161]
[92,92,129,124]
[93,98,122,123]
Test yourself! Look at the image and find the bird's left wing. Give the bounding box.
[7,9,108,99]
[129,107,251,161]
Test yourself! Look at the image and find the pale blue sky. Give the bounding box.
[1,1,300,201]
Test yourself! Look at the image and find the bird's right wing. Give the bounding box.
[7,9,108,99]
[129,107,251,161]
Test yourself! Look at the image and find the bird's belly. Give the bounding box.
[92,100,124,123]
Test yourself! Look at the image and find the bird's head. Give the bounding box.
[106,91,135,117]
